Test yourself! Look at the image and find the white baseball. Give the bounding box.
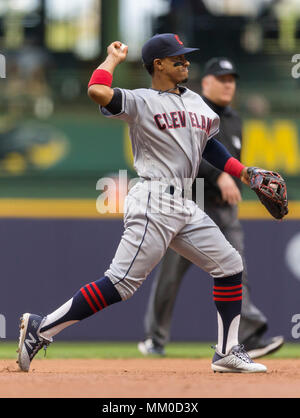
[120,43,127,51]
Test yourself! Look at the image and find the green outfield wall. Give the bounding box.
[0,115,299,202]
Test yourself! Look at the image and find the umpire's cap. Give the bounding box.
[203,57,239,78]
[142,33,199,66]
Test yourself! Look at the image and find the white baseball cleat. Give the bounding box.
[211,344,267,373]
[17,313,52,372]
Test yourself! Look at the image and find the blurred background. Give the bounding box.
[1,0,300,343]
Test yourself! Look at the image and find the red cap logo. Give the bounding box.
[174,34,183,45]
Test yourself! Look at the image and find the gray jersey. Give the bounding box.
[101,87,219,189]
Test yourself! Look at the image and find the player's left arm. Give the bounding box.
[202,137,249,184]
[203,138,288,219]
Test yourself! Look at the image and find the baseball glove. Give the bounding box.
[247,167,288,220]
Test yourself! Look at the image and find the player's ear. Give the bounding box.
[153,58,163,72]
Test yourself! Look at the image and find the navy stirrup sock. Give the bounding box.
[213,272,243,354]
[78,276,121,316]
[40,276,121,337]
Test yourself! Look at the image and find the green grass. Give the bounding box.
[1,341,300,360]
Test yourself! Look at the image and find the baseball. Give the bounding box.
[120,43,127,51]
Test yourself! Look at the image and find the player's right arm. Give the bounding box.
[88,41,128,107]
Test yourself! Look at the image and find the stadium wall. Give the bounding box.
[2,218,300,342]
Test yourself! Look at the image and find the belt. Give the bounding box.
[165,185,185,198]
[140,178,185,198]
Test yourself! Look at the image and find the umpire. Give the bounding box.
[138,57,284,359]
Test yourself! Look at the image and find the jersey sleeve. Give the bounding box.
[207,115,220,140]
[100,88,140,123]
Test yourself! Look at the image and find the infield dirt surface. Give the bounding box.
[0,358,299,398]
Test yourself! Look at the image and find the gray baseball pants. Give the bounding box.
[143,202,267,346]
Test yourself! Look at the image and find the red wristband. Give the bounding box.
[224,157,245,178]
[88,69,113,88]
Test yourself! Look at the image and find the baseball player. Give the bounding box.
[17,34,267,373]
[138,57,284,359]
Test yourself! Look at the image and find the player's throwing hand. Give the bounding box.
[107,41,128,64]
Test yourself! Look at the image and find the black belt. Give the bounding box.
[165,185,185,198]
[140,178,185,198]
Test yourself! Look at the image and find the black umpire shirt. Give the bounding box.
[194,95,243,206]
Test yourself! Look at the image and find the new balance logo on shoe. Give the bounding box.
[25,333,36,350]
[32,320,39,329]
[18,313,51,372]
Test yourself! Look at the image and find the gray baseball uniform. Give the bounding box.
[17,36,262,375]
[100,87,243,301]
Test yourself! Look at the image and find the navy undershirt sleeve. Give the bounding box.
[202,137,233,171]
[104,88,123,115]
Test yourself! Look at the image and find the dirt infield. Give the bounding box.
[0,358,299,398]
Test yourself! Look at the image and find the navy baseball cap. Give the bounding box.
[203,57,239,78]
[142,33,199,65]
